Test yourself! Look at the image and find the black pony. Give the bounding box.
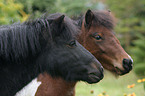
[0,13,103,96]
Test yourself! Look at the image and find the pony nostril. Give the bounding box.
[123,59,133,65]
[123,58,133,70]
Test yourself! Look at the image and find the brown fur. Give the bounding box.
[79,10,131,74]
[80,23,129,74]
[35,72,76,96]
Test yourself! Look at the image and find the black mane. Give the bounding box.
[0,13,79,62]
[0,20,46,61]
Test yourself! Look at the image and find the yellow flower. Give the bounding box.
[137,78,145,83]
[142,78,145,82]
[127,84,135,88]
[132,92,136,96]
[137,79,142,83]
[97,93,103,96]
[127,92,136,96]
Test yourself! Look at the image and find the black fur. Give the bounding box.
[0,13,103,96]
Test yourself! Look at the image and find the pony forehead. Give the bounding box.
[49,13,79,38]
[44,13,79,35]
[92,10,115,30]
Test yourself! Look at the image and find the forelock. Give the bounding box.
[92,10,115,30]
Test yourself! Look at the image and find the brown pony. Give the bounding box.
[19,10,133,96]
[78,10,133,75]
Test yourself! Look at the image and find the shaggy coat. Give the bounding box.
[0,13,103,96]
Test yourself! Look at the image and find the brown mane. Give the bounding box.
[91,10,115,30]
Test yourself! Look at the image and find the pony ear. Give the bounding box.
[51,15,65,36]
[54,15,65,24]
[85,9,94,27]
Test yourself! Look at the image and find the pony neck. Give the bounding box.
[36,72,76,96]
[77,19,88,47]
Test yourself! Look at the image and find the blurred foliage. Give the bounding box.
[0,0,29,25]
[131,34,145,76]
[15,0,55,18]
[15,0,99,18]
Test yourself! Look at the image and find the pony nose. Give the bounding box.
[122,58,133,71]
[93,59,104,73]
[91,59,104,79]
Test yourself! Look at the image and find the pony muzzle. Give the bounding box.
[87,59,104,83]
[114,57,133,75]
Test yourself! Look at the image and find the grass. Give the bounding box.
[76,71,145,96]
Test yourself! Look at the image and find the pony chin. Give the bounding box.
[15,78,41,96]
[110,71,120,78]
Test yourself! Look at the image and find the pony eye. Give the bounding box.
[95,35,102,40]
[91,33,102,41]
[68,40,76,47]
